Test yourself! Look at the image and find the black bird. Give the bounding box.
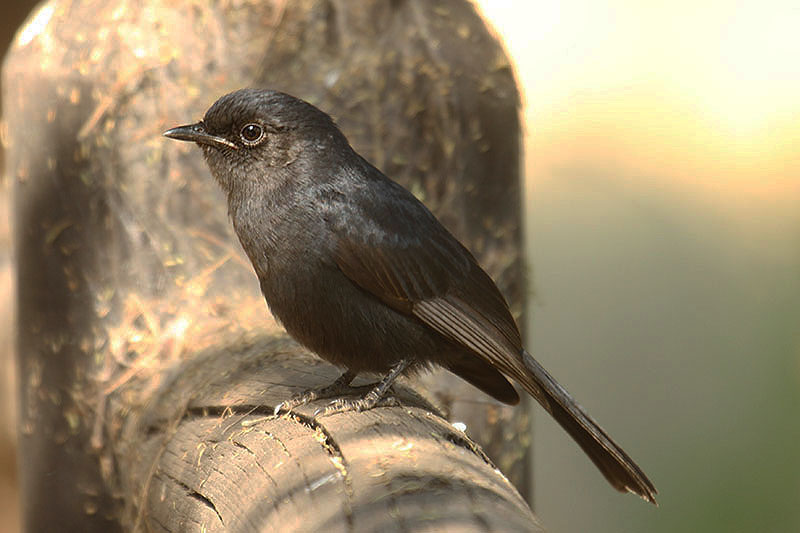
[164,88,657,504]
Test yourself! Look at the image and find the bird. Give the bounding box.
[164,88,657,504]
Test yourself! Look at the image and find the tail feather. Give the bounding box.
[519,350,658,504]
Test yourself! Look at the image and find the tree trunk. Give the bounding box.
[5,0,529,530]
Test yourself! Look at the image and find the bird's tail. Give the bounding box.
[518,350,658,504]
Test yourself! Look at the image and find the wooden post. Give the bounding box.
[5,1,530,530]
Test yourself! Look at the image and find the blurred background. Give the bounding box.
[1,1,799,532]
[475,1,800,532]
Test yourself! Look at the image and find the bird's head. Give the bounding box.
[164,88,345,194]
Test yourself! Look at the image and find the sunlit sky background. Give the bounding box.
[479,0,800,185]
[475,1,800,532]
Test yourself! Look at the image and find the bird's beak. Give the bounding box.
[163,122,238,150]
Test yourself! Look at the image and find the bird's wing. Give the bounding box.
[328,179,526,383]
[332,213,525,405]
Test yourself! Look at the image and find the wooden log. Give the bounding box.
[114,337,542,532]
[4,0,530,530]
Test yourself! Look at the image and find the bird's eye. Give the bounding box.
[240,123,264,145]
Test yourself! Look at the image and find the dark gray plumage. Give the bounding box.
[164,88,657,503]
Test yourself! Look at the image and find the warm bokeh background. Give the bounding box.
[476,1,800,532]
[2,1,799,532]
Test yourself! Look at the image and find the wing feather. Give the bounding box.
[328,177,524,403]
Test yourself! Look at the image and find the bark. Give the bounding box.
[115,337,542,532]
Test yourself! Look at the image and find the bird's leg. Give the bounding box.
[315,358,411,416]
[273,369,359,415]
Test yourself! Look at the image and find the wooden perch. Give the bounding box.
[115,338,542,532]
[4,0,530,530]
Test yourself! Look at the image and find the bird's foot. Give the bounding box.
[313,358,411,416]
[313,387,400,416]
[275,359,412,417]
[273,370,361,415]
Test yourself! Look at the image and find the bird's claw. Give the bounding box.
[313,393,399,417]
[273,389,322,415]
[273,368,401,417]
